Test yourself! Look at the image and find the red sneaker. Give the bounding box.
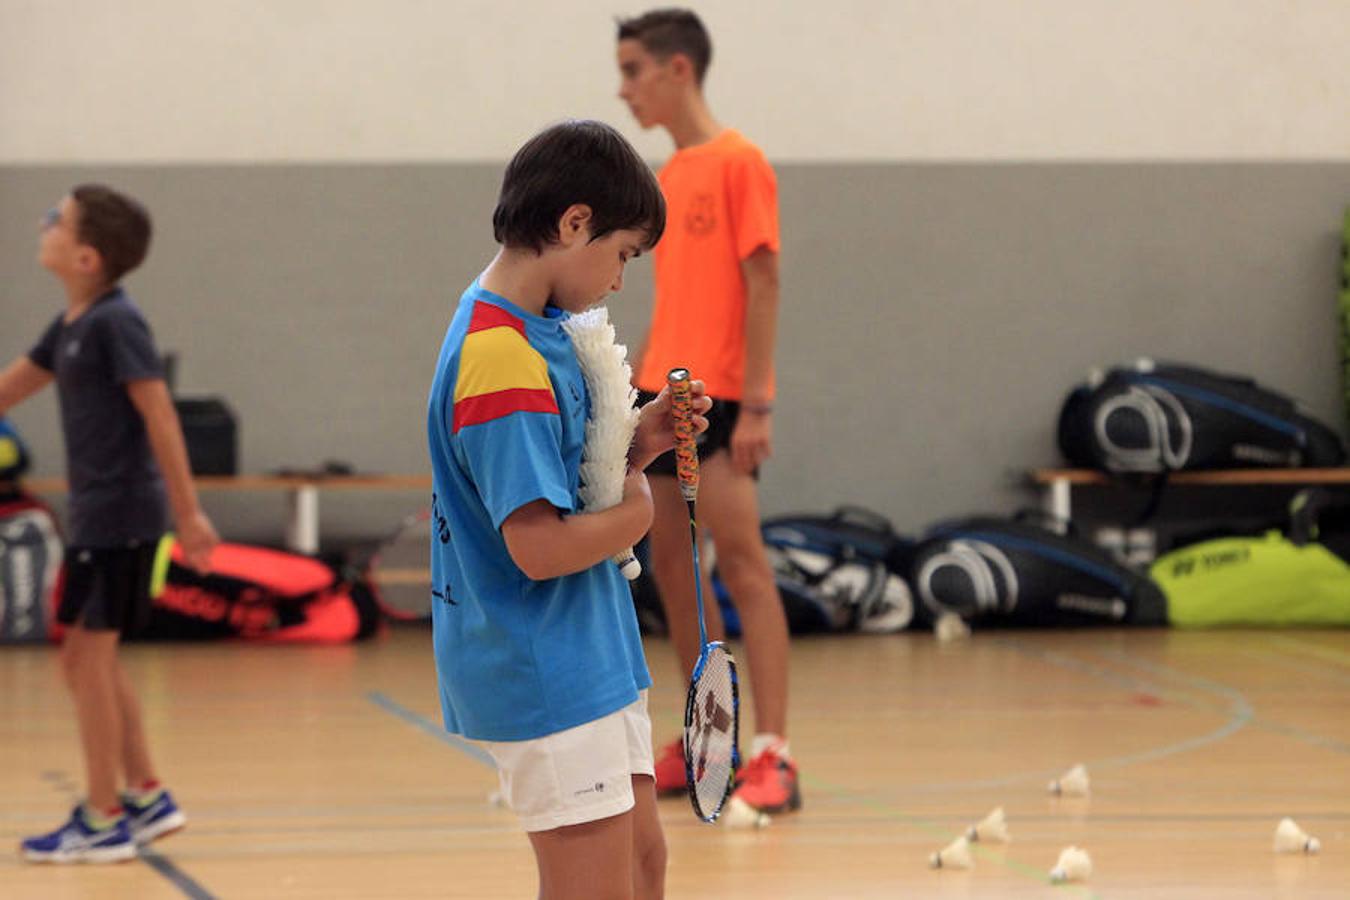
[730,746,801,814]
[653,737,688,795]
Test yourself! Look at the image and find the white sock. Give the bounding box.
[751,733,789,759]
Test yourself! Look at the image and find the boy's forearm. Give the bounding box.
[505,494,651,581]
[741,252,780,405]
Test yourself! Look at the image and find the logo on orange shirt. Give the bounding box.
[685,193,717,236]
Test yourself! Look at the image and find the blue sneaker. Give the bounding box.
[121,788,187,845]
[21,805,137,864]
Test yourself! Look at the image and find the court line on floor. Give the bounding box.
[366,691,496,768]
[800,771,1102,899]
[893,641,1253,793]
[1093,649,1350,756]
[369,690,1100,897]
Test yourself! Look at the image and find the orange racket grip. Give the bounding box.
[667,368,699,503]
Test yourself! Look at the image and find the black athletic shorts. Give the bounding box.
[637,391,759,480]
[58,540,160,636]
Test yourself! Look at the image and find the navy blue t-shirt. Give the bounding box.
[29,288,168,547]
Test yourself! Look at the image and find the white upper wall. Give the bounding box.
[3,0,1347,163]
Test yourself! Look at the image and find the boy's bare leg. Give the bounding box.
[696,451,789,738]
[61,625,124,811]
[114,657,157,787]
[647,474,724,679]
[629,776,667,899]
[528,808,636,900]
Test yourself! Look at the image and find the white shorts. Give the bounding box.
[477,691,655,833]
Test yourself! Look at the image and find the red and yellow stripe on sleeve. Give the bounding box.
[452,303,559,433]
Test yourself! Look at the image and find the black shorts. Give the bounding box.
[58,540,160,636]
[637,392,758,480]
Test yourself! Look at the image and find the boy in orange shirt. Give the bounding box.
[617,8,799,815]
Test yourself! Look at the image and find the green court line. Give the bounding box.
[800,770,1102,898]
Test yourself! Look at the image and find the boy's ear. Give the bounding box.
[668,52,694,84]
[75,246,103,278]
[557,204,594,247]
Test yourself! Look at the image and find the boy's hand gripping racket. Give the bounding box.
[668,368,741,823]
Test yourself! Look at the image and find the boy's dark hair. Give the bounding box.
[616,8,712,85]
[71,184,152,284]
[493,120,665,254]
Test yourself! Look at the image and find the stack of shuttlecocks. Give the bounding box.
[721,795,770,830]
[1049,845,1093,883]
[1273,817,1320,854]
[1048,763,1090,797]
[561,306,642,580]
[929,807,1010,871]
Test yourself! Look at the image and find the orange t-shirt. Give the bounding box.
[636,129,780,400]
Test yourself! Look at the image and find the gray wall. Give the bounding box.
[3,164,1347,544]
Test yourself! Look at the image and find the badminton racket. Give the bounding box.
[669,367,741,822]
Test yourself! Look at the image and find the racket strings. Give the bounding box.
[685,645,738,819]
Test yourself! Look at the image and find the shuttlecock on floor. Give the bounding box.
[965,806,1010,843]
[721,795,770,830]
[935,613,971,643]
[1048,763,1090,797]
[1273,817,1320,854]
[1049,845,1092,883]
[928,835,974,870]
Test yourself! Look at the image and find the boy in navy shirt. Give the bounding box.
[1,185,218,862]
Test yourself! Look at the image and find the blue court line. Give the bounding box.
[1094,649,1350,757]
[365,691,496,769]
[139,848,217,900]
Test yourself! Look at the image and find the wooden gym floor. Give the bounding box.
[2,627,1347,898]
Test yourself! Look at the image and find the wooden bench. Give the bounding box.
[22,474,432,554]
[1029,467,1350,522]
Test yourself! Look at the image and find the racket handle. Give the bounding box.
[667,368,699,502]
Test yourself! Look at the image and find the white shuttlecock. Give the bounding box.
[1049,845,1092,883]
[1273,817,1320,854]
[562,306,642,580]
[1048,763,1090,797]
[965,806,1010,843]
[928,835,974,870]
[487,789,507,808]
[935,613,971,643]
[721,795,770,830]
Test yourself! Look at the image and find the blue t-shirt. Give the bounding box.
[426,282,651,742]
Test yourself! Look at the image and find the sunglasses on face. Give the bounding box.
[40,207,62,230]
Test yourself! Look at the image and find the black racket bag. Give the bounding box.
[908,516,1167,627]
[1058,360,1344,473]
[759,506,916,633]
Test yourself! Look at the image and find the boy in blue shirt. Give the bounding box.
[427,119,709,899]
[1,185,219,862]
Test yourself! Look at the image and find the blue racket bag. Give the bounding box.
[758,506,916,634]
[1058,360,1344,473]
[908,516,1167,628]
